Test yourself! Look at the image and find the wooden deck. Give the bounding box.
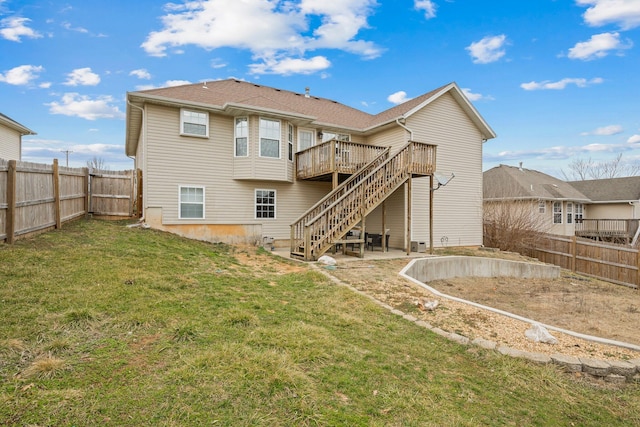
[290,140,436,261]
[575,219,639,244]
[296,140,388,181]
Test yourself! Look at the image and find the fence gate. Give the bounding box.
[89,169,135,217]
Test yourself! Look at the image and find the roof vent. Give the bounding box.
[305,87,310,98]
[519,161,523,171]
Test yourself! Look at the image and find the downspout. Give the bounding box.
[127,99,146,222]
[395,117,414,141]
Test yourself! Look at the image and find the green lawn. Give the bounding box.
[0,220,638,426]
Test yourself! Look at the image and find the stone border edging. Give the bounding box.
[313,262,640,384]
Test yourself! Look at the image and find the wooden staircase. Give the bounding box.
[290,141,436,260]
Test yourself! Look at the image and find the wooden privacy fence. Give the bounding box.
[0,158,138,243]
[522,233,640,289]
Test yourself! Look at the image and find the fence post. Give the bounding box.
[84,167,90,218]
[636,246,640,289]
[571,235,577,272]
[53,159,61,229]
[6,160,16,244]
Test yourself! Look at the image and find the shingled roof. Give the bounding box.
[126,79,496,156]
[484,164,590,202]
[569,176,640,203]
[0,112,36,135]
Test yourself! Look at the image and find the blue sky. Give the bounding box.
[1,0,639,177]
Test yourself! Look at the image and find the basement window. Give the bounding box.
[179,186,204,219]
[255,189,276,219]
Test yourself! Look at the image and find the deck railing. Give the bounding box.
[575,219,640,243]
[295,140,388,179]
[291,141,436,260]
[575,219,639,238]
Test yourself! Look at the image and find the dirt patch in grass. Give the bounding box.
[325,254,640,362]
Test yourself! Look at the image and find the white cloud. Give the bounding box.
[580,124,623,136]
[165,80,192,87]
[210,59,227,69]
[249,55,330,75]
[141,0,381,75]
[466,35,507,64]
[568,32,632,60]
[461,88,494,102]
[47,93,125,120]
[134,79,193,91]
[130,68,151,79]
[387,91,411,104]
[485,139,640,162]
[628,135,640,144]
[520,77,603,90]
[0,16,42,41]
[577,0,640,30]
[62,21,89,33]
[414,0,437,19]
[64,67,101,86]
[0,64,44,85]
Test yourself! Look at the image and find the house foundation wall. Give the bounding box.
[144,207,263,245]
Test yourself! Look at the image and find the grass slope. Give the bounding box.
[0,220,638,426]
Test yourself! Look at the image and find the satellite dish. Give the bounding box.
[433,172,455,189]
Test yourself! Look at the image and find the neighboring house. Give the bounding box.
[126,79,496,260]
[483,164,590,236]
[569,176,640,220]
[0,113,36,161]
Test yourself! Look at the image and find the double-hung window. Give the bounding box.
[235,117,248,157]
[179,186,204,219]
[255,189,275,219]
[180,109,208,137]
[575,203,584,223]
[553,202,562,224]
[259,118,280,158]
[288,124,294,161]
[538,201,545,214]
[567,202,573,224]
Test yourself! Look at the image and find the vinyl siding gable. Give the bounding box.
[0,124,21,160]
[407,92,484,247]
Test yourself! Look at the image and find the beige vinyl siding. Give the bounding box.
[407,92,484,247]
[0,124,21,160]
[365,126,407,151]
[364,185,406,249]
[587,203,633,219]
[143,104,330,239]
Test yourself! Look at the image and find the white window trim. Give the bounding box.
[288,123,294,162]
[297,128,315,152]
[553,201,562,224]
[255,188,276,220]
[234,116,249,157]
[259,117,281,159]
[178,185,205,219]
[567,202,573,224]
[180,108,209,138]
[538,200,545,214]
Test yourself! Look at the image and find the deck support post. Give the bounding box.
[429,174,434,254]
[406,177,412,256]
